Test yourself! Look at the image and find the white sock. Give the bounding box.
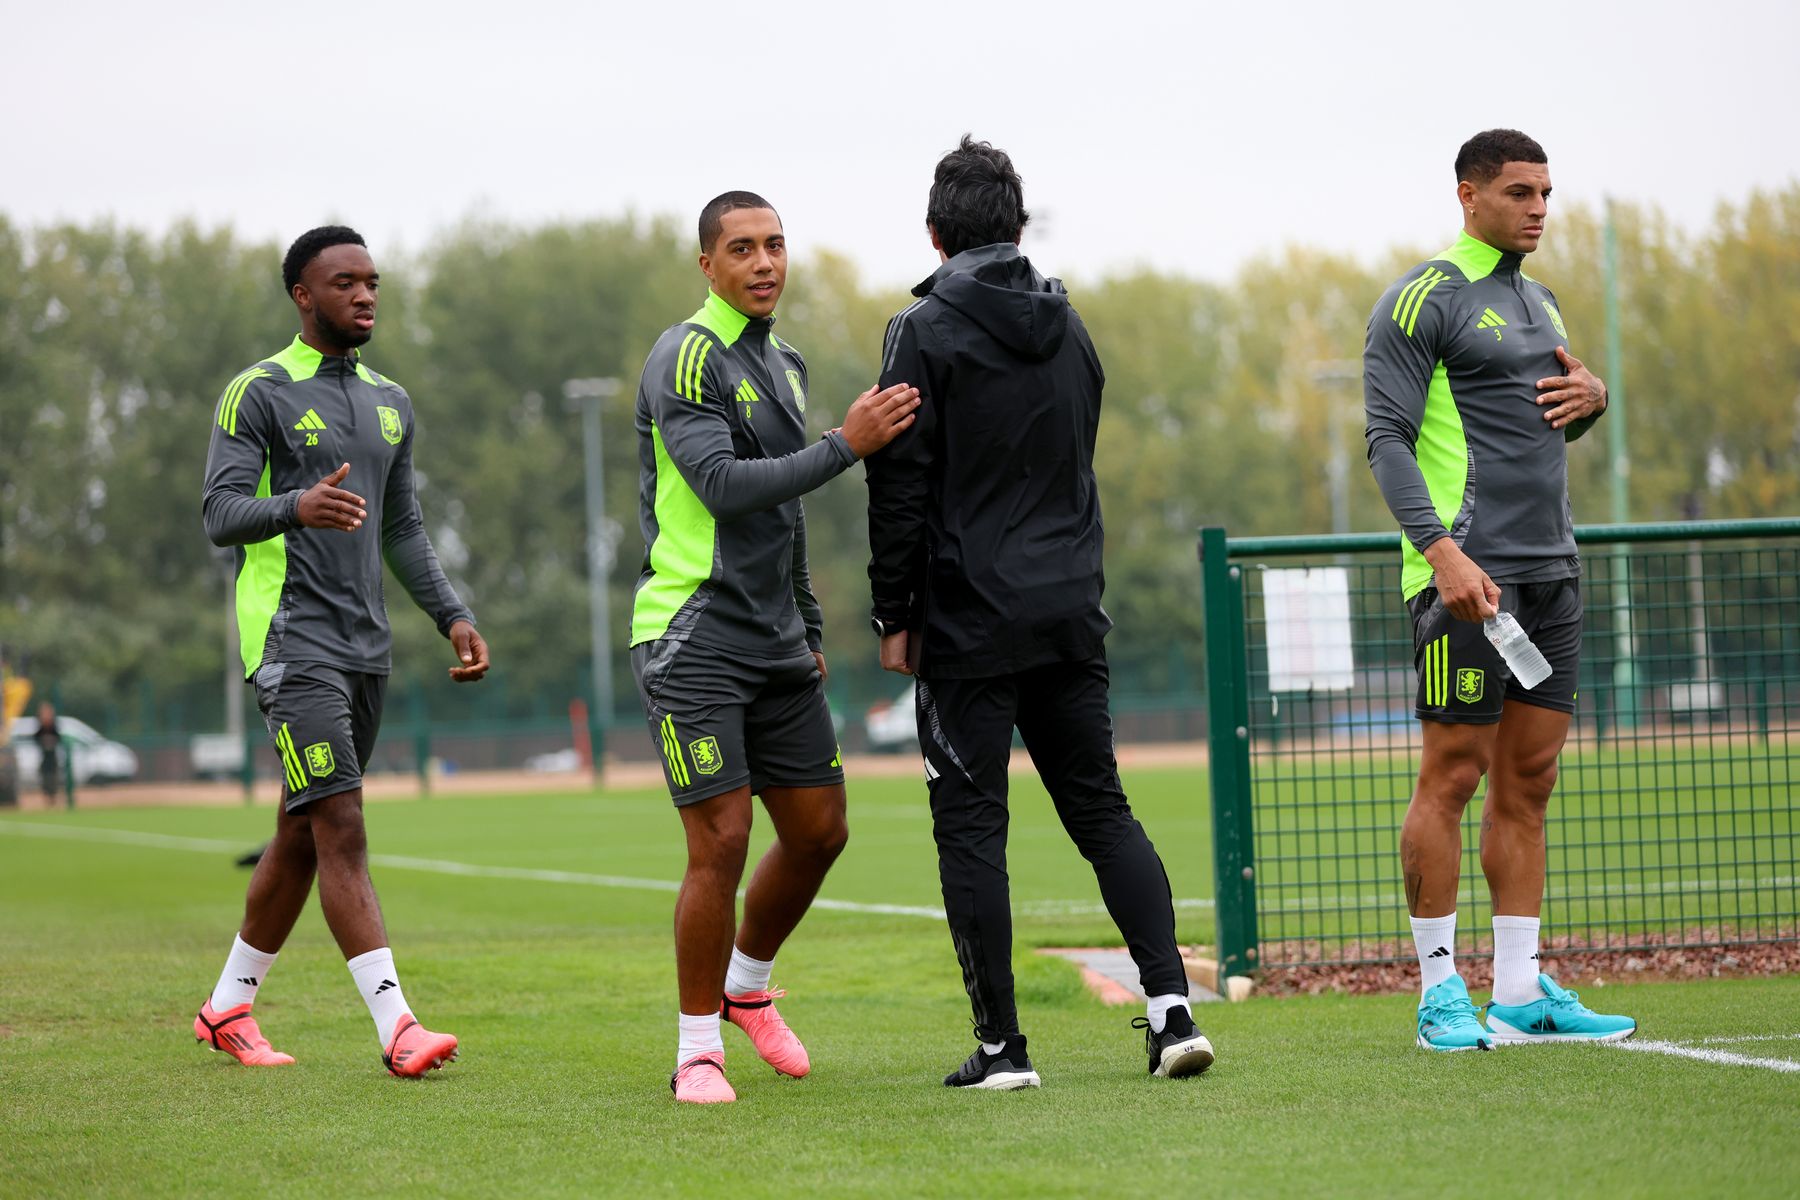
[1146,992,1189,1034]
[346,947,411,1046]
[723,947,774,997]
[678,1011,724,1068]
[1492,915,1544,1005]
[1410,911,1458,997]
[209,935,278,1011]
[981,1039,1007,1056]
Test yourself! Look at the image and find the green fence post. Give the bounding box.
[1199,526,1258,978]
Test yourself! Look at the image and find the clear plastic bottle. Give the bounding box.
[1484,612,1553,689]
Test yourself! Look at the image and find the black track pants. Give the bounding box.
[914,654,1187,1042]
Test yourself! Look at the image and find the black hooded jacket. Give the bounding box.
[865,243,1111,679]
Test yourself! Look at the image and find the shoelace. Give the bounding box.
[1129,1015,1160,1052]
[1423,994,1485,1028]
[1480,983,1588,1015]
[1543,984,1591,1013]
[724,985,788,1011]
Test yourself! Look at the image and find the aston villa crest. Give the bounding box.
[377,405,403,445]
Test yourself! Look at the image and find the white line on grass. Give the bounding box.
[0,821,1208,922]
[1616,1038,1800,1073]
[0,822,241,853]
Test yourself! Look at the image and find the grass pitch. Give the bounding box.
[2,768,1797,1197]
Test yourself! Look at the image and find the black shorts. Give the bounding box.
[252,661,386,811]
[631,639,843,806]
[1408,577,1581,724]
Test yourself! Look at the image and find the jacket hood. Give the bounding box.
[915,243,1069,361]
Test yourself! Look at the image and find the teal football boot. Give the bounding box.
[1485,974,1637,1044]
[1417,975,1492,1052]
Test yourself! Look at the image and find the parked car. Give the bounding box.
[10,715,139,785]
[863,684,917,753]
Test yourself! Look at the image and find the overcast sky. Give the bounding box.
[5,0,1796,288]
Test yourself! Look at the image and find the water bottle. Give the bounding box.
[1484,612,1553,689]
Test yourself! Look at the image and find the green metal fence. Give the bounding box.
[1200,518,1800,976]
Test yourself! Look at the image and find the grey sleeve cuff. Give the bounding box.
[822,428,857,464]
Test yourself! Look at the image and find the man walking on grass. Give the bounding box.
[865,137,1215,1089]
[195,225,490,1077]
[630,191,920,1103]
[1364,129,1635,1050]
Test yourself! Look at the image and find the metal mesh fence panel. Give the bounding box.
[1203,521,1800,969]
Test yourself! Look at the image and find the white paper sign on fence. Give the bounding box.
[1263,567,1355,692]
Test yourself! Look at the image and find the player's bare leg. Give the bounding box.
[1480,700,1634,1039]
[308,788,455,1075]
[675,786,755,1011]
[672,786,754,1100]
[1480,700,1568,916]
[1401,722,1497,917]
[197,797,319,1066]
[1403,720,1497,1050]
[309,789,387,958]
[736,784,848,961]
[238,801,318,952]
[716,784,848,1079]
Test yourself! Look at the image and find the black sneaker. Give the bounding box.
[943,1034,1042,1090]
[1133,1006,1215,1078]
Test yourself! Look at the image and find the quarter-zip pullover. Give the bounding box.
[202,335,473,678]
[1364,231,1604,599]
[630,290,857,655]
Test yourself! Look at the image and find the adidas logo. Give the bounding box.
[373,979,398,994]
[735,378,760,419]
[1530,953,1540,961]
[1532,1013,1559,1034]
[293,408,327,431]
[1427,946,1451,958]
[236,976,259,986]
[1476,307,1508,340]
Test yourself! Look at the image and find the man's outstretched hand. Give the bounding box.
[838,384,921,458]
[448,620,490,682]
[296,463,367,532]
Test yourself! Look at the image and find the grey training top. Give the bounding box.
[1363,230,1603,600]
[202,335,473,679]
[629,290,857,656]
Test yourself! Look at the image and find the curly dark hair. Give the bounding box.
[1455,129,1547,184]
[926,135,1030,260]
[282,225,367,294]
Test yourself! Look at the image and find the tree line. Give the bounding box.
[2,186,1796,735]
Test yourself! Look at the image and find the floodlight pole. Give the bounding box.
[565,377,624,777]
[1311,360,1362,537]
[1603,200,1638,730]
